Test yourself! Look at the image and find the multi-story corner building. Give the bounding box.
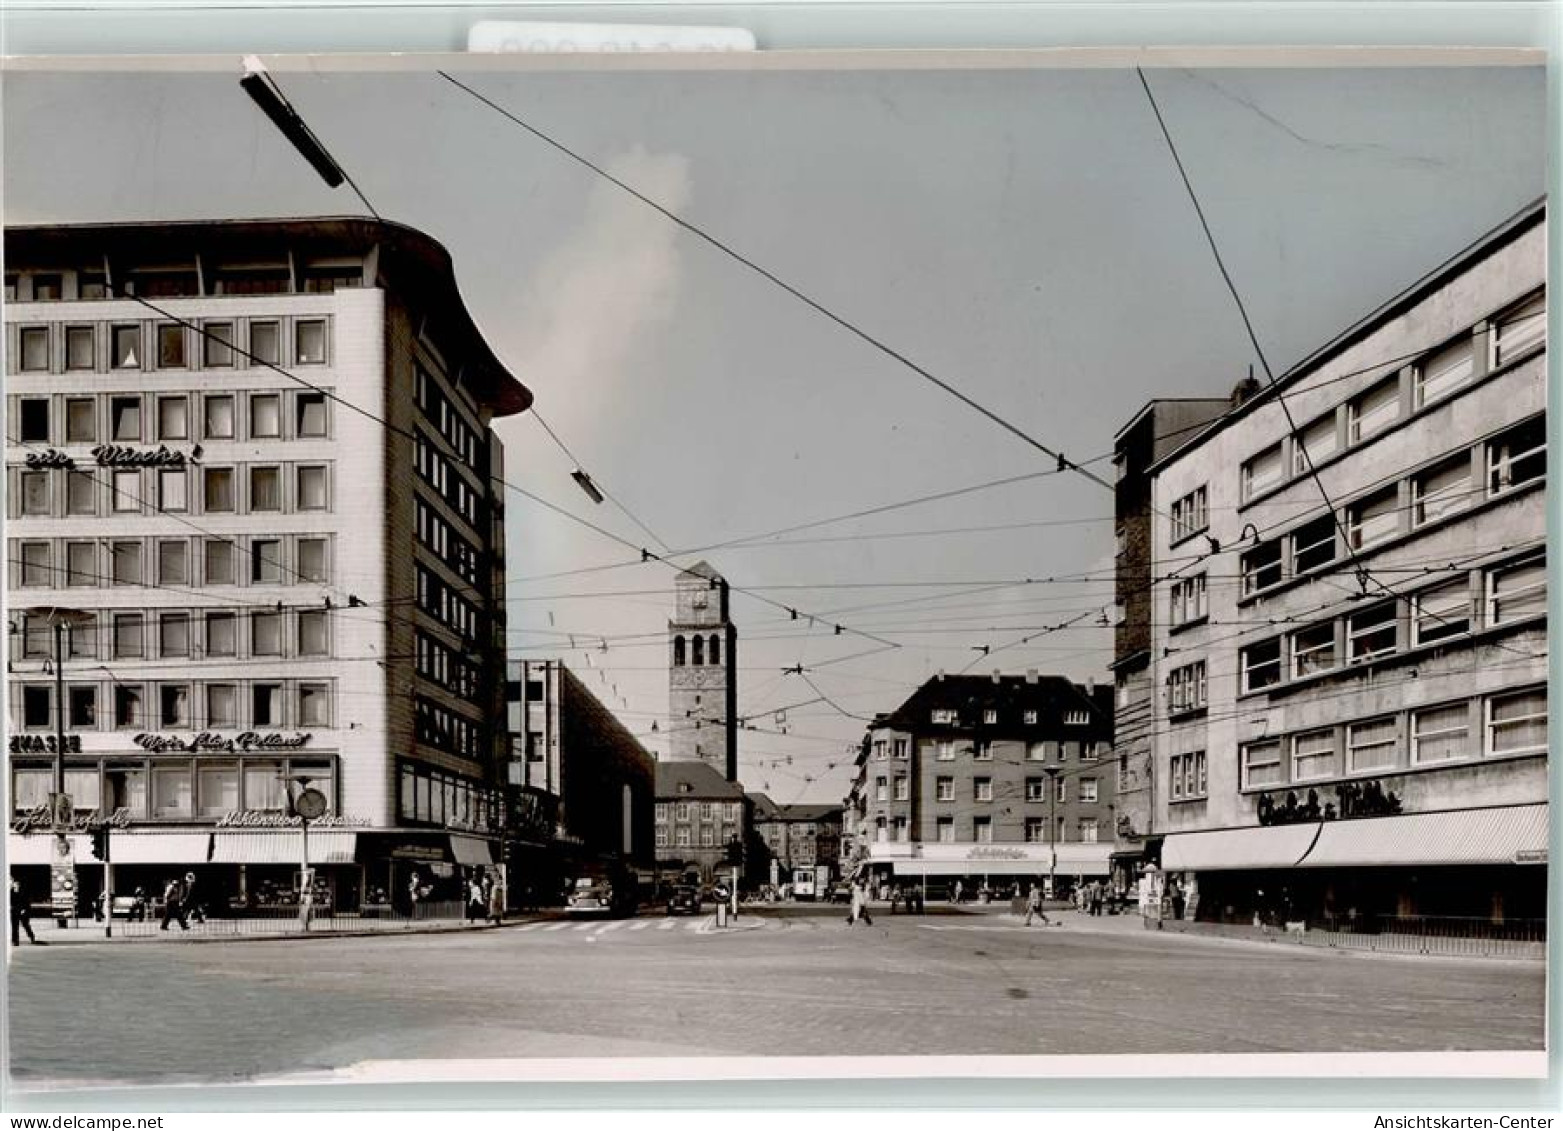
[503,659,657,904]
[851,672,1115,895]
[653,760,747,884]
[667,561,738,780]
[1144,200,1547,926]
[749,794,843,884]
[5,218,528,914]
[1109,397,1230,890]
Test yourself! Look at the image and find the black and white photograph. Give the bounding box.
[1,49,1550,1092]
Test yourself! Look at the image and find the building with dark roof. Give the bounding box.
[749,794,843,885]
[654,760,747,883]
[667,561,738,780]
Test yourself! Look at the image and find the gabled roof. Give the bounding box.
[880,673,1110,735]
[655,759,746,801]
[680,560,724,582]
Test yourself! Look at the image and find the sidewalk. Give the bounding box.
[13,912,541,947]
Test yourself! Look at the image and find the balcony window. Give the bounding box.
[1348,377,1400,443]
[1412,580,1470,646]
[1347,717,1398,773]
[1490,293,1546,368]
[1241,541,1283,596]
[1291,728,1336,782]
[1241,739,1283,789]
[1486,690,1546,757]
[1486,417,1545,497]
[1488,554,1545,626]
[1347,601,1397,664]
[1290,621,1338,678]
[1241,443,1284,501]
[1347,488,1398,551]
[1412,703,1469,765]
[1240,639,1282,692]
[1414,457,1473,527]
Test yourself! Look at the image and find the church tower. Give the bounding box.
[668,561,738,780]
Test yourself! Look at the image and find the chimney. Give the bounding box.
[992,669,1002,684]
[1025,669,1038,684]
[1231,365,1261,406]
[1086,676,1096,694]
[935,670,945,681]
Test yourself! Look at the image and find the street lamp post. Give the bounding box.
[279,774,329,931]
[32,607,94,928]
[1044,765,1060,901]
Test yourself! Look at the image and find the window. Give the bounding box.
[18,541,50,586]
[208,686,239,728]
[1347,717,1398,772]
[1415,336,1474,407]
[203,322,234,368]
[973,742,993,761]
[111,541,143,585]
[66,471,96,515]
[206,613,236,657]
[935,777,954,802]
[197,467,234,514]
[204,395,235,439]
[250,467,281,511]
[974,816,993,843]
[112,613,144,658]
[1347,601,1397,663]
[1347,489,1398,550]
[65,768,100,812]
[19,398,50,443]
[158,469,187,512]
[936,818,955,844]
[249,321,281,365]
[21,686,52,729]
[1348,377,1400,443]
[1414,457,1473,526]
[1241,443,1284,501]
[296,320,327,364]
[1487,417,1545,497]
[159,613,190,659]
[893,739,908,759]
[1290,514,1337,574]
[1488,554,1545,626]
[1021,711,1037,726]
[1077,819,1099,844]
[159,683,190,726]
[675,828,691,848]
[151,767,192,818]
[1487,690,1545,757]
[875,777,887,802]
[1240,639,1282,692]
[201,540,234,587]
[1170,486,1208,542]
[1167,661,1207,713]
[1079,777,1099,803]
[1241,740,1283,789]
[1412,703,1469,765]
[292,538,329,583]
[297,465,328,510]
[893,776,908,801]
[1291,621,1338,678]
[19,326,49,371]
[197,767,239,817]
[21,471,50,515]
[1242,541,1283,595]
[297,393,327,437]
[65,397,95,442]
[1025,818,1046,843]
[253,685,282,727]
[974,778,992,802]
[299,684,329,726]
[111,325,141,369]
[156,323,186,368]
[77,273,107,300]
[893,816,909,842]
[111,396,142,441]
[1064,710,1089,726]
[156,396,189,441]
[104,766,148,817]
[299,610,328,656]
[66,542,95,587]
[250,394,281,439]
[157,540,188,585]
[1024,777,1045,802]
[655,828,669,848]
[243,764,288,812]
[1169,752,1206,800]
[1170,574,1207,625]
[252,611,282,656]
[1292,729,1336,782]
[113,685,144,728]
[1491,293,1546,367]
[1055,777,1067,802]
[935,741,955,761]
[1413,580,1470,645]
[1027,742,1047,762]
[930,708,956,724]
[1294,414,1338,474]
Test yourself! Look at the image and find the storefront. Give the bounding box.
[864,841,1114,898]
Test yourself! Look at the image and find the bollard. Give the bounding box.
[716,902,728,928]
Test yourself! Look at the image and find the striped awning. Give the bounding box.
[210,831,358,865]
[1161,823,1322,872]
[6,833,90,865]
[96,833,213,865]
[449,834,495,867]
[891,846,1112,878]
[1299,804,1548,869]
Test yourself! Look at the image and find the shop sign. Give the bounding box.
[966,846,1029,861]
[9,734,83,755]
[92,443,203,468]
[389,845,448,861]
[133,731,312,754]
[214,811,369,829]
[23,448,75,470]
[1514,848,1547,865]
[11,805,133,835]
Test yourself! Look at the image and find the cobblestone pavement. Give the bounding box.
[7,903,1543,1088]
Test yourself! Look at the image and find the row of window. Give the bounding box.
[1236,291,1545,507]
[874,775,1101,803]
[656,801,742,823]
[13,606,333,664]
[11,758,338,822]
[656,823,738,849]
[13,389,329,447]
[415,631,484,707]
[1235,686,1546,791]
[10,317,331,376]
[414,497,483,587]
[414,366,484,476]
[924,738,1111,762]
[413,430,484,531]
[928,706,1093,727]
[1237,417,1544,599]
[415,564,483,644]
[13,678,333,732]
[397,761,501,833]
[13,535,332,591]
[15,461,334,520]
[414,697,485,759]
[6,263,362,302]
[1237,552,1544,694]
[870,815,1099,844]
[671,634,723,667]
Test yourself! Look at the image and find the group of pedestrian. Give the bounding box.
[159,872,204,931]
[1073,880,1108,916]
[845,878,874,927]
[464,871,507,926]
[888,883,925,915]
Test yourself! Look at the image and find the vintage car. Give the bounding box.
[665,884,702,916]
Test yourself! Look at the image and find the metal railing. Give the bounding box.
[1298,914,1546,959]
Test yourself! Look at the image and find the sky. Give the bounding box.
[3,58,1545,803]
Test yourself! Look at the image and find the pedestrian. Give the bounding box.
[93,890,106,923]
[10,879,39,946]
[851,879,873,927]
[130,886,148,922]
[487,875,506,926]
[408,871,423,917]
[1091,880,1104,917]
[890,884,902,915]
[953,880,964,905]
[1024,883,1049,927]
[183,872,206,924]
[466,874,485,922]
[160,874,189,931]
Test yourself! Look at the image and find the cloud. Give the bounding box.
[509,146,692,396]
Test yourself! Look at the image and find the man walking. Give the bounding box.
[160,874,189,931]
[1024,883,1049,927]
[10,878,39,946]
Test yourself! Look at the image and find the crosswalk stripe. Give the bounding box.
[515,922,545,932]
[544,922,572,932]
[658,920,677,931]
[629,921,649,931]
[685,919,705,931]
[574,922,597,932]
[594,921,624,935]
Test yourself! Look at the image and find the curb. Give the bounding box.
[14,917,549,948]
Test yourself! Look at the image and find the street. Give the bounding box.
[7,905,1544,1087]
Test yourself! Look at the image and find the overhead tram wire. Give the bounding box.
[528,407,673,554]
[436,70,1119,497]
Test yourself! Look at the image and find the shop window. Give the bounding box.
[1486,689,1546,758]
[1412,580,1471,646]
[1412,703,1470,765]
[1414,336,1475,407]
[1413,457,1473,527]
[1240,639,1282,693]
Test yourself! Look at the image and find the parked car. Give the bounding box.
[665,884,702,916]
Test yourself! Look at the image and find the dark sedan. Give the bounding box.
[665,885,702,916]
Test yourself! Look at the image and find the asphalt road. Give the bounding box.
[6,904,1544,1087]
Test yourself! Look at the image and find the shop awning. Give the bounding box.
[210,831,359,865]
[891,846,1112,878]
[6,833,90,865]
[449,834,495,867]
[1161,823,1321,872]
[1299,804,1549,869]
[98,833,214,865]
